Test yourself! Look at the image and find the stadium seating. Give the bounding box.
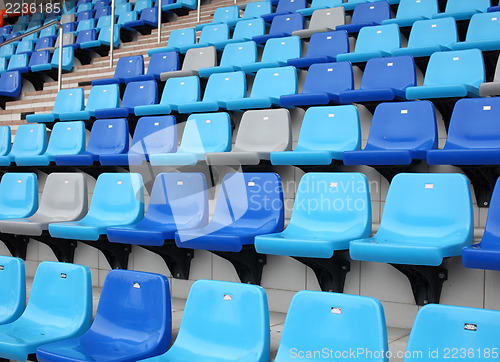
[252,13,304,44]
[198,41,257,78]
[26,88,84,123]
[0,70,22,99]
[0,124,46,166]
[480,55,500,96]
[36,269,172,362]
[0,126,12,157]
[79,24,121,51]
[241,36,301,74]
[58,84,120,121]
[121,7,159,33]
[148,28,196,55]
[160,46,217,80]
[0,255,25,327]
[271,105,361,165]
[297,0,343,17]
[213,18,265,49]
[92,55,145,85]
[337,0,391,33]
[262,0,306,22]
[0,261,92,362]
[195,5,239,31]
[452,12,500,51]
[127,51,179,82]
[15,40,35,56]
[7,54,30,74]
[180,23,230,53]
[161,0,197,13]
[206,108,291,165]
[433,0,490,21]
[293,7,346,38]
[227,0,272,27]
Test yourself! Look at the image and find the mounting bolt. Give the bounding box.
[258,258,264,263]
[484,201,489,206]
[176,273,181,278]
[438,272,446,279]
[423,299,429,304]
[341,265,347,270]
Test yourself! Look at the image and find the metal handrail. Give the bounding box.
[109,0,115,67]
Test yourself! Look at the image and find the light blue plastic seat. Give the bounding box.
[274,291,388,362]
[122,8,158,33]
[178,71,246,113]
[141,280,269,362]
[36,269,172,362]
[195,5,239,31]
[227,0,271,27]
[336,23,401,63]
[341,0,374,11]
[76,19,96,34]
[77,3,93,13]
[48,173,144,241]
[15,121,85,166]
[26,88,84,123]
[252,13,304,44]
[0,173,38,219]
[0,57,7,75]
[58,84,120,121]
[0,261,92,362]
[134,76,199,116]
[0,124,46,166]
[0,126,10,157]
[214,18,265,49]
[80,24,121,49]
[148,28,196,55]
[0,256,25,325]
[433,0,490,21]
[150,112,231,166]
[404,304,500,361]
[241,35,301,74]
[134,0,154,13]
[298,0,344,17]
[179,23,230,53]
[271,106,360,165]
[161,0,197,13]
[95,14,112,33]
[0,44,16,61]
[198,41,257,78]
[452,11,500,51]
[336,0,391,33]
[15,40,35,56]
[62,0,77,14]
[406,49,485,99]
[226,66,297,110]
[256,172,370,258]
[7,54,29,73]
[127,52,179,83]
[115,2,133,16]
[392,17,457,57]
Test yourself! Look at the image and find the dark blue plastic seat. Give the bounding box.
[337,0,391,33]
[92,55,144,85]
[0,70,21,98]
[36,269,172,362]
[107,172,208,246]
[75,30,98,48]
[344,101,437,165]
[0,256,25,325]
[383,0,438,27]
[79,24,120,50]
[123,7,159,32]
[34,37,54,51]
[262,0,306,22]
[252,13,303,44]
[76,10,94,22]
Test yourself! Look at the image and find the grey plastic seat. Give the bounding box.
[160,46,217,81]
[205,108,292,165]
[0,173,87,236]
[479,56,500,97]
[43,33,75,53]
[292,7,346,38]
[61,14,76,24]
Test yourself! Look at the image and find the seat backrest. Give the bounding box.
[0,126,11,156]
[405,304,500,362]
[52,88,84,113]
[62,0,76,13]
[198,23,230,44]
[76,29,97,45]
[36,172,88,221]
[444,0,490,14]
[77,4,93,14]
[234,108,292,152]
[61,13,75,24]
[305,30,349,59]
[28,50,51,67]
[219,41,257,67]
[353,23,400,53]
[134,0,153,12]
[51,46,74,70]
[309,7,346,30]
[145,172,208,230]
[276,290,387,361]
[394,0,438,20]
[21,261,92,334]
[480,177,500,248]
[139,7,158,23]
[364,101,437,151]
[172,280,269,361]
[261,36,301,63]
[160,75,200,105]
[15,40,34,55]
[77,10,94,22]
[46,121,86,157]
[85,83,120,111]
[407,17,458,49]
[212,5,239,23]
[35,37,53,51]
[94,0,108,10]
[0,255,25,324]
[302,61,353,95]
[465,11,500,42]
[115,2,132,15]
[378,173,473,242]
[114,55,144,80]
[147,51,179,76]
[0,70,21,96]
[178,112,232,153]
[0,43,14,57]
[11,124,47,157]
[62,22,76,33]
[118,11,137,26]
[76,19,95,32]
[7,54,28,71]
[167,28,196,49]
[98,24,121,45]
[181,46,217,71]
[269,13,304,35]
[11,24,26,33]
[360,55,416,90]
[250,66,297,99]
[0,58,5,74]
[17,15,30,24]
[129,115,177,156]
[55,33,76,48]
[96,14,112,28]
[243,0,272,19]
[424,49,485,88]
[40,25,57,38]
[232,18,266,39]
[295,105,360,153]
[202,71,246,103]
[351,0,390,25]
[121,80,158,108]
[276,0,306,13]
[0,173,38,218]
[86,118,129,156]
[86,173,144,224]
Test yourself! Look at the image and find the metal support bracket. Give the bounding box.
[212,246,267,285]
[140,242,194,279]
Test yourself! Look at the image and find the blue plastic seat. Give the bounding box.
[0,43,15,60]
[95,6,112,21]
[26,88,84,123]
[336,23,401,63]
[48,173,144,241]
[80,24,121,49]
[0,70,21,98]
[274,291,387,362]
[31,12,45,22]
[123,7,159,31]
[94,0,109,10]
[392,17,457,57]
[92,55,144,85]
[36,269,171,362]
[134,75,198,115]
[16,15,30,25]
[148,28,195,55]
[287,30,349,68]
[59,84,120,121]
[107,172,208,246]
[452,12,500,51]
[349,173,473,266]
[161,0,197,12]
[100,115,177,165]
[0,173,38,218]
[0,57,6,75]
[15,40,35,56]
[406,49,485,99]
[118,11,138,28]
[195,5,239,31]
[50,46,74,71]
[262,0,306,22]
[77,10,94,22]
[339,55,416,103]
[297,0,344,17]
[0,256,25,325]
[0,126,10,157]
[213,18,265,49]
[0,124,46,166]
[337,0,391,33]
[0,26,10,37]
[198,41,257,78]
[61,22,76,34]
[178,71,246,113]
[95,14,112,32]
[227,1,271,27]
[7,54,30,73]
[75,29,98,47]
[271,105,360,165]
[226,66,297,110]
[489,5,500,12]
[77,3,93,13]
[62,0,77,14]
[433,0,490,21]
[95,80,158,118]
[344,101,437,165]
[149,112,231,166]
[115,2,133,16]
[142,280,269,362]
[180,23,230,53]
[55,118,129,166]
[427,98,500,166]
[404,304,500,361]
[252,13,304,44]
[11,24,27,34]
[34,37,54,51]
[15,121,85,166]
[341,0,377,11]
[39,25,58,40]
[0,261,92,362]
[29,50,52,72]
[76,19,96,34]
[134,0,154,13]
[280,62,353,107]
[241,36,301,74]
